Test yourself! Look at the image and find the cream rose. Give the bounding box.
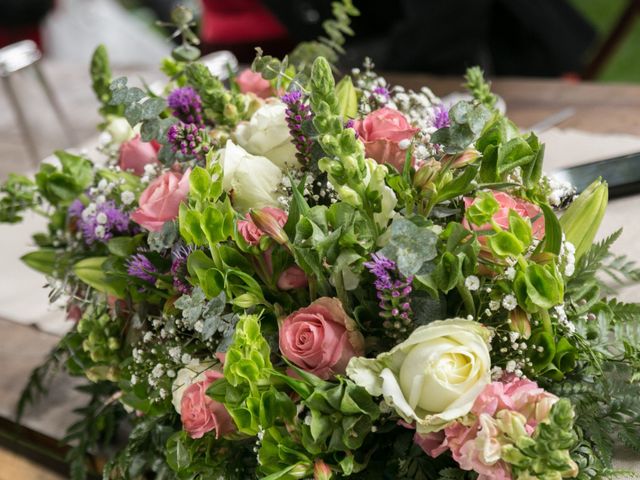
[234,100,300,170]
[346,318,492,433]
[217,139,283,213]
[171,359,214,414]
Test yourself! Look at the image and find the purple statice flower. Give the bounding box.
[433,104,450,129]
[76,200,130,244]
[126,253,157,284]
[167,86,204,127]
[364,253,413,335]
[170,245,194,294]
[281,91,313,165]
[68,199,85,219]
[167,122,211,162]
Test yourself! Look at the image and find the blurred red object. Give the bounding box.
[0,0,55,49]
[200,0,292,61]
[0,25,42,49]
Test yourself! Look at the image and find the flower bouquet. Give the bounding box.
[2,4,640,480]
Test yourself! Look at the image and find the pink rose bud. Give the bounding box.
[118,134,160,176]
[279,297,365,379]
[131,169,191,232]
[180,370,236,439]
[236,69,273,99]
[237,217,263,246]
[277,265,308,290]
[314,459,333,480]
[353,107,419,171]
[249,207,289,245]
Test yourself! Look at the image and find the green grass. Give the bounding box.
[568,0,640,82]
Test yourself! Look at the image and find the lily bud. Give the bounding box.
[509,307,531,339]
[314,460,333,480]
[413,159,441,190]
[443,148,480,169]
[250,209,289,246]
[559,178,608,260]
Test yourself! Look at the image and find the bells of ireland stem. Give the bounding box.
[559,178,608,260]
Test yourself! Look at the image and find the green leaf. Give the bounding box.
[107,236,138,257]
[487,231,525,257]
[379,217,438,277]
[508,209,533,247]
[522,263,564,310]
[540,203,562,255]
[335,76,358,119]
[140,98,165,120]
[165,431,191,472]
[496,136,534,176]
[21,249,61,275]
[433,252,462,293]
[435,165,479,203]
[189,166,211,202]
[73,257,127,297]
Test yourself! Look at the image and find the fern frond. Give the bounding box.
[603,253,640,285]
[16,341,68,422]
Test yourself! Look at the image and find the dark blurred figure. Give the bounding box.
[0,0,55,49]
[195,0,595,76]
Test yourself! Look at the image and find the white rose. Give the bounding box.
[171,359,214,414]
[105,116,134,145]
[234,100,300,170]
[347,318,492,433]
[217,139,283,213]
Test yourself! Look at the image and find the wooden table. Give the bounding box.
[2,63,640,476]
[387,74,640,135]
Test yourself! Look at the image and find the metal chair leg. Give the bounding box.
[33,63,77,146]
[1,76,40,165]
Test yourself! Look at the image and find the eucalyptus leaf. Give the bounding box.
[379,217,438,277]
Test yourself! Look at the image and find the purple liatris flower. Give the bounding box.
[71,200,130,244]
[433,104,450,129]
[167,122,211,162]
[281,91,313,165]
[167,86,204,127]
[364,253,414,336]
[171,245,193,294]
[126,253,157,284]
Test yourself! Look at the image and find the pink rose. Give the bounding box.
[236,69,273,99]
[463,191,545,241]
[279,297,365,379]
[180,370,236,439]
[118,135,160,176]
[237,206,287,246]
[353,107,419,171]
[277,265,308,290]
[131,169,191,232]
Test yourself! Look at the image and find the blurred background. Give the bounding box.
[2,0,640,78]
[0,0,639,174]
